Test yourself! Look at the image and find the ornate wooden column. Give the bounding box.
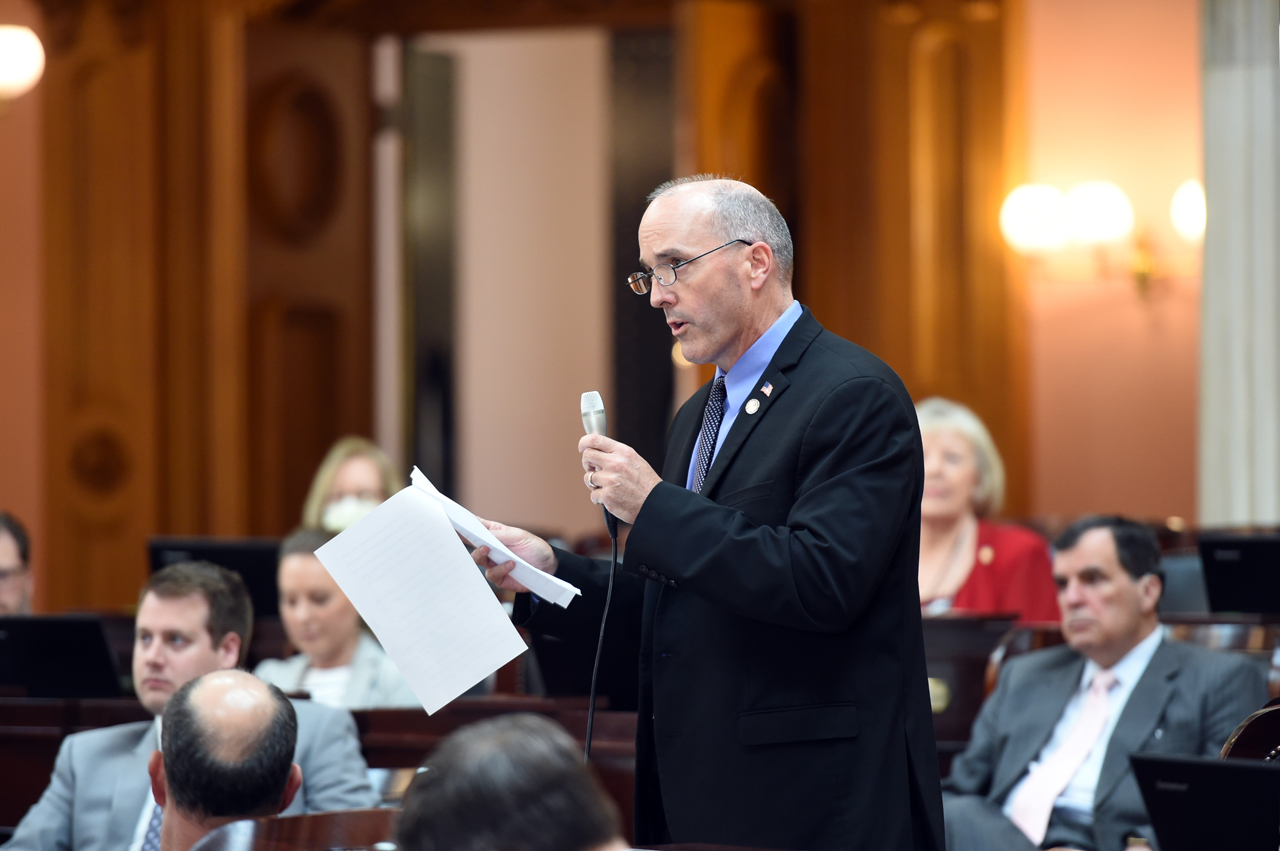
[35,0,272,610]
[37,0,164,610]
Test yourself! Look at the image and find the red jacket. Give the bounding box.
[949,520,1060,623]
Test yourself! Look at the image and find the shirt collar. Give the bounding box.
[715,300,802,407]
[1081,623,1163,690]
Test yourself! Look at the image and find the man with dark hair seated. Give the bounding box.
[943,515,1268,851]
[4,561,376,851]
[147,670,302,851]
[397,713,626,851]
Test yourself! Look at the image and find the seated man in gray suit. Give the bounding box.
[944,515,1267,851]
[4,562,377,851]
[148,670,302,851]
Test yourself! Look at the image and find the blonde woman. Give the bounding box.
[255,528,420,708]
[302,437,405,532]
[916,397,1058,622]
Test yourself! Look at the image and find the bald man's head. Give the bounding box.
[161,670,298,821]
[646,175,794,286]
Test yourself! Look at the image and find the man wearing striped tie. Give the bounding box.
[475,176,944,851]
[943,516,1267,851]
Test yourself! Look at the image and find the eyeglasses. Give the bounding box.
[626,239,752,294]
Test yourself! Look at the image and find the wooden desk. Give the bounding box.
[920,615,1017,775]
[351,699,637,839]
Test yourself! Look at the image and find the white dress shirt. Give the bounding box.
[1003,626,1164,822]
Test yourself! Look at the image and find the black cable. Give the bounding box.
[584,505,619,762]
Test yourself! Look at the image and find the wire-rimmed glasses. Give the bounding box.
[626,238,752,294]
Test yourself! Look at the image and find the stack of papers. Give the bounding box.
[315,470,580,713]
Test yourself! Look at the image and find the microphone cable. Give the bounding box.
[584,504,618,762]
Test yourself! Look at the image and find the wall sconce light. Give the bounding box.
[0,26,46,113]
[1000,178,1204,296]
[1169,179,1207,244]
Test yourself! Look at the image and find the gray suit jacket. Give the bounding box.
[253,633,421,709]
[945,637,1267,851]
[3,699,378,851]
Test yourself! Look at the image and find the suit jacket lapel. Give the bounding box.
[1095,640,1179,808]
[110,721,159,848]
[697,309,820,497]
[992,652,1087,803]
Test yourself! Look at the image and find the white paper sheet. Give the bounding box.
[410,467,582,608]
[315,486,528,713]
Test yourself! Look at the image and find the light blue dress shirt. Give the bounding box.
[684,300,803,490]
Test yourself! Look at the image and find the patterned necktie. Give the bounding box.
[691,376,727,494]
[1008,669,1118,845]
[140,802,163,851]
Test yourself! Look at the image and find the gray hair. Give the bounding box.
[648,175,794,286]
[915,397,1006,517]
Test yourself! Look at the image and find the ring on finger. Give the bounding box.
[588,471,598,489]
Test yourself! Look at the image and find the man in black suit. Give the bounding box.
[475,176,943,851]
[943,516,1267,851]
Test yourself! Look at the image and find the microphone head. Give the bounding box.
[581,391,606,436]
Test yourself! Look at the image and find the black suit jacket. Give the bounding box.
[944,639,1267,851]
[523,308,944,851]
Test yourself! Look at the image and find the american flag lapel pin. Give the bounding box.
[761,382,773,397]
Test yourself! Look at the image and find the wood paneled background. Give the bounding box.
[34,0,1026,611]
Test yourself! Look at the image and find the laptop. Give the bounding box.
[0,615,125,698]
[149,536,282,620]
[1131,752,1280,850]
[1197,532,1280,615]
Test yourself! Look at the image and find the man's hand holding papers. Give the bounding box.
[470,519,559,595]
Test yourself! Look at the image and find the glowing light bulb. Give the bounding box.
[999,184,1069,255]
[0,26,45,102]
[1065,181,1134,244]
[1170,179,1206,244]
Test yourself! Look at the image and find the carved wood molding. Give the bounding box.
[33,0,154,51]
[31,0,86,52]
[248,71,344,244]
[269,0,675,32]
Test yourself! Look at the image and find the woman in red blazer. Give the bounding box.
[915,398,1059,623]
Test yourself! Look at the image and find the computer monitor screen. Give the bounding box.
[0,615,124,698]
[1196,532,1280,615]
[148,536,282,621]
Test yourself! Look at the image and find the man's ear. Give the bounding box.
[215,632,241,670]
[1138,572,1163,614]
[147,751,168,808]
[278,764,303,814]
[745,241,775,292]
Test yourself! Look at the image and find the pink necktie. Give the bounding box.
[1009,669,1118,845]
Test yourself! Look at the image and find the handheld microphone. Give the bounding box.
[581,390,607,437]
[580,392,618,539]
[580,390,619,763]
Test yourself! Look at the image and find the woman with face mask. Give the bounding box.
[916,398,1059,623]
[302,437,405,532]
[254,527,422,708]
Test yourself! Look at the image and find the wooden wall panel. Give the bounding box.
[245,22,372,535]
[250,302,342,535]
[38,0,354,611]
[41,1,160,610]
[797,0,1028,514]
